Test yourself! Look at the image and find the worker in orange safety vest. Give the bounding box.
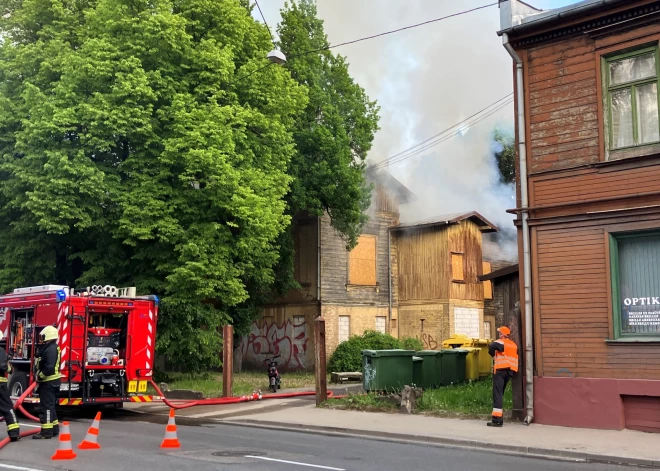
[487,326,518,427]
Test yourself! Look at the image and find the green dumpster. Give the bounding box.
[412,356,424,388]
[362,349,415,391]
[439,349,468,385]
[415,350,442,389]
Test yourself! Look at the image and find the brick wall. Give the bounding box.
[322,304,392,358]
[398,303,448,350]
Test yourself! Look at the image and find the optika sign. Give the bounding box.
[624,297,660,306]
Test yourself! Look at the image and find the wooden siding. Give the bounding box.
[397,220,485,303]
[536,223,660,380]
[449,222,485,302]
[526,36,600,173]
[397,226,450,302]
[372,185,399,214]
[320,213,395,306]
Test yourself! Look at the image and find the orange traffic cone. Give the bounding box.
[160,408,180,449]
[78,412,102,450]
[51,422,77,460]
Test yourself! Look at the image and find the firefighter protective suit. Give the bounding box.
[0,332,20,442]
[32,326,61,440]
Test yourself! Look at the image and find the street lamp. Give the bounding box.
[267,49,287,65]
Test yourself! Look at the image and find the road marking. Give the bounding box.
[244,456,345,470]
[0,464,47,471]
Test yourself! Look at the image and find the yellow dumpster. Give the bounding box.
[462,347,480,381]
[442,335,493,377]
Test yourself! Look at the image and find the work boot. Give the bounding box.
[32,433,53,440]
[9,434,20,442]
[487,421,503,427]
[53,424,59,437]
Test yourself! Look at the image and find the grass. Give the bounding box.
[155,371,320,397]
[324,376,513,418]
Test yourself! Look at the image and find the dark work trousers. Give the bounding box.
[492,369,514,423]
[38,381,60,437]
[0,383,20,439]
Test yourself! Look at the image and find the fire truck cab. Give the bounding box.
[0,285,160,406]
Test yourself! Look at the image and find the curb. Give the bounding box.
[219,419,660,468]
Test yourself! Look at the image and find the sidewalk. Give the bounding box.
[218,403,660,467]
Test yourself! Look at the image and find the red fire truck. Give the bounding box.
[0,285,161,406]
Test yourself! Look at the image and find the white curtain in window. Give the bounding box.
[636,83,660,145]
[612,88,634,148]
[610,53,656,85]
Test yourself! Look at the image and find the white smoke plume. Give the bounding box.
[259,0,524,262]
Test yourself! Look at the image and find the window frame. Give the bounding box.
[603,44,660,156]
[609,230,660,341]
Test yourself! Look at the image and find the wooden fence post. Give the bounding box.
[222,325,234,397]
[315,317,327,406]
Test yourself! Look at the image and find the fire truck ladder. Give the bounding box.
[66,307,89,402]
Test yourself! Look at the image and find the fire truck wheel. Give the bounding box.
[8,371,28,398]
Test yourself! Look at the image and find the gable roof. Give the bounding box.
[392,211,498,233]
[366,167,415,204]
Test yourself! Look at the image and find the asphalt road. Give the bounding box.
[0,408,634,471]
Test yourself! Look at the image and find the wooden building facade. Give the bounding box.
[500,0,660,431]
[394,212,498,349]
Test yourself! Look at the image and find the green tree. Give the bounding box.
[0,0,307,369]
[493,129,515,184]
[277,0,380,251]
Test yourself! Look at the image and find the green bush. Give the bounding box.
[328,330,401,372]
[400,336,424,351]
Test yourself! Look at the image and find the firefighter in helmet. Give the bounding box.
[0,331,20,442]
[487,326,519,427]
[32,326,61,439]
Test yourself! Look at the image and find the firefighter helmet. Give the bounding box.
[39,325,59,343]
[497,326,511,336]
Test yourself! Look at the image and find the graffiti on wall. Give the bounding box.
[417,332,438,350]
[241,318,311,370]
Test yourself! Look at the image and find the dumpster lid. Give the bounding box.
[362,349,416,357]
[413,356,423,361]
[416,350,442,356]
[441,348,469,355]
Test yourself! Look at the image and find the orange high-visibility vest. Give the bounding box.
[494,339,519,373]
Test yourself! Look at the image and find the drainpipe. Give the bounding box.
[388,229,392,324]
[503,33,534,426]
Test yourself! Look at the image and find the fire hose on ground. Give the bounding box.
[1,379,345,450]
[0,382,41,449]
[149,380,345,410]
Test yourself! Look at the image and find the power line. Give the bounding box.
[368,94,513,171]
[254,0,274,42]
[370,93,513,170]
[371,99,513,170]
[232,2,498,83]
[291,3,498,59]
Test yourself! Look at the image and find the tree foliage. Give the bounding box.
[492,129,515,185]
[0,0,308,369]
[277,0,380,250]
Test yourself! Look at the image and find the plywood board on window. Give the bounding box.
[483,261,493,299]
[452,253,465,281]
[349,235,377,285]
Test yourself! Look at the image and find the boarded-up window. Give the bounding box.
[375,316,386,333]
[294,222,315,286]
[349,235,377,285]
[338,316,350,343]
[483,262,493,299]
[451,253,465,282]
[454,307,480,338]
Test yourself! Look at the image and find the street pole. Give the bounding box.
[222,325,234,397]
[314,317,327,406]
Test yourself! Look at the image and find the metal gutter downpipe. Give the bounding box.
[503,33,534,426]
[388,229,392,323]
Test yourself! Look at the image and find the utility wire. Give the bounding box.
[254,0,274,42]
[370,93,513,170]
[231,2,498,84]
[371,99,513,170]
[368,94,513,171]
